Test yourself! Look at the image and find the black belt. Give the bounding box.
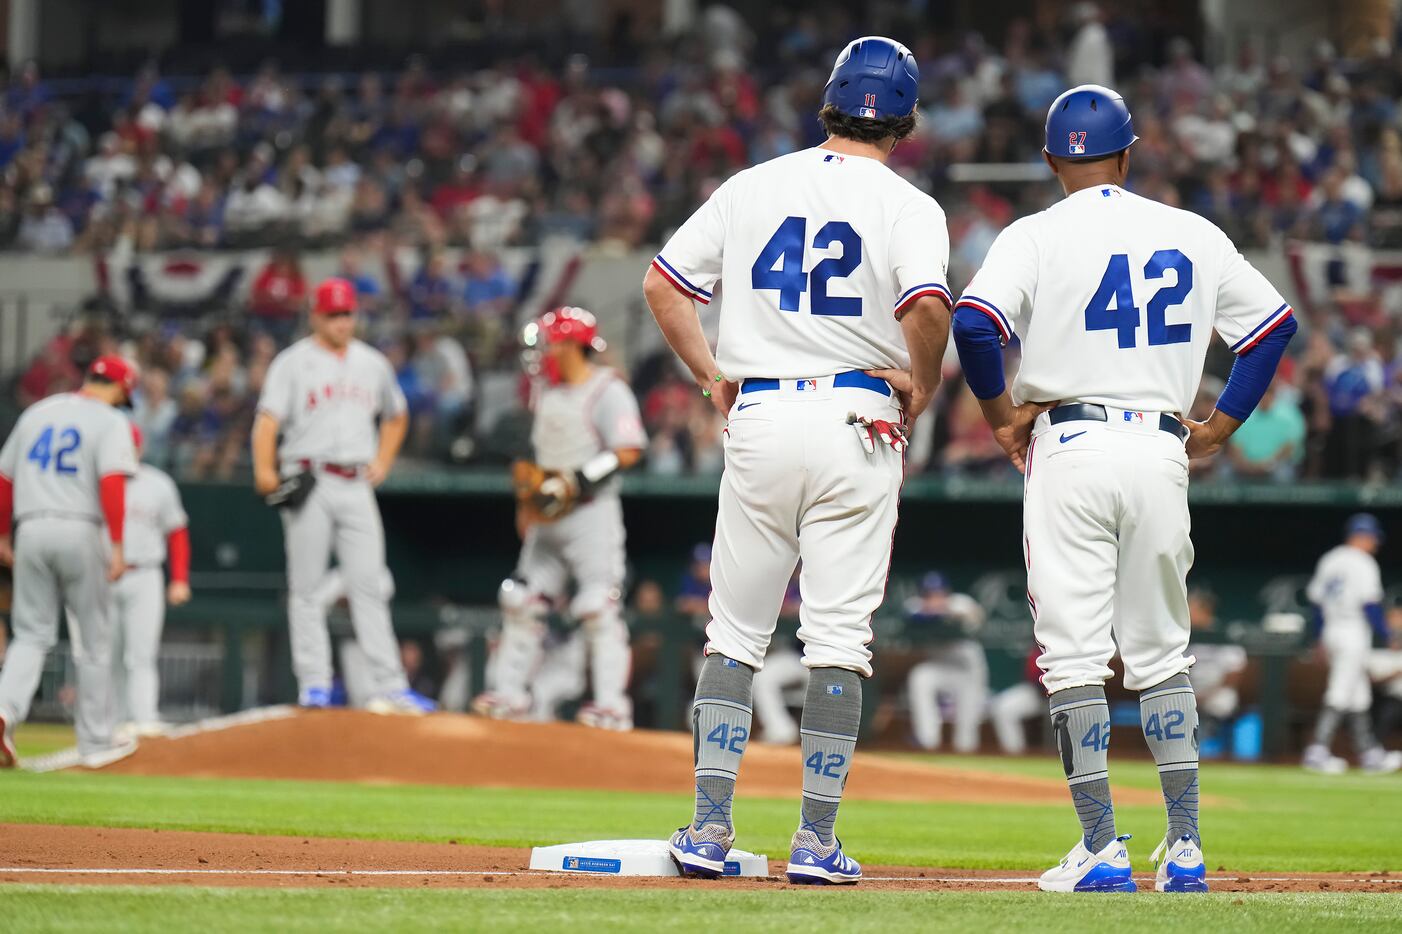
[1048,403,1188,442]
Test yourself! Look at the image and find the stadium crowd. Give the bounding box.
[6,4,1402,482]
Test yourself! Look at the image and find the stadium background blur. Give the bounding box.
[1,0,1400,761]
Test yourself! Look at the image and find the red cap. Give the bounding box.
[88,355,139,397]
[538,306,607,352]
[130,422,143,454]
[313,277,357,315]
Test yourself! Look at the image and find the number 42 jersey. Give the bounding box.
[653,147,951,380]
[958,184,1292,414]
[0,392,137,523]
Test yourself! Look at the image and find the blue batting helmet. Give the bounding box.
[1345,513,1384,542]
[920,571,949,594]
[1044,84,1137,159]
[823,36,919,120]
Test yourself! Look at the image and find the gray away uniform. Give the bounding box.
[0,393,137,754]
[489,367,647,716]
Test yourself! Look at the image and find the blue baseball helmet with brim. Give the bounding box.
[823,36,919,120]
[1345,513,1384,542]
[1044,84,1138,159]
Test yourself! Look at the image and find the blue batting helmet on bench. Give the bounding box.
[823,36,919,120]
[1044,84,1137,159]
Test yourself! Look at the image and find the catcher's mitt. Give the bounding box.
[512,459,580,522]
[265,471,316,510]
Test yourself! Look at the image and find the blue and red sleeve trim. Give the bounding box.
[1230,303,1293,354]
[650,255,712,305]
[954,295,1013,344]
[893,282,953,319]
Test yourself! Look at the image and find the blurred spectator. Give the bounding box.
[408,250,455,321]
[16,185,74,252]
[248,248,308,343]
[1323,328,1385,478]
[132,367,179,467]
[1226,379,1307,481]
[675,543,712,619]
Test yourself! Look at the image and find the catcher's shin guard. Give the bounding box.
[488,577,548,703]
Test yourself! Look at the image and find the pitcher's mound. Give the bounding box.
[103,709,1161,805]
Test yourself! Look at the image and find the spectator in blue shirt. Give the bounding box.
[407,250,455,321]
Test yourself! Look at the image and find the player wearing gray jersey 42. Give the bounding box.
[252,277,436,716]
[0,355,140,768]
[473,307,647,730]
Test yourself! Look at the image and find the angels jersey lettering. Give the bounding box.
[257,338,407,467]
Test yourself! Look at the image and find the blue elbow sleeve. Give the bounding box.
[952,306,1007,400]
[1216,315,1297,421]
[1365,602,1387,642]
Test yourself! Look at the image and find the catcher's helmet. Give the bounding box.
[823,36,919,120]
[530,306,607,353]
[1044,84,1137,160]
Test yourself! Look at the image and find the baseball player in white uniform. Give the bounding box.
[904,572,990,754]
[472,307,647,731]
[252,277,435,715]
[952,86,1296,893]
[1302,513,1400,774]
[0,356,140,767]
[644,37,952,884]
[102,423,190,736]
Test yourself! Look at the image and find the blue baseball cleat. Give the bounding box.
[1152,834,1209,892]
[367,688,438,715]
[668,824,734,878]
[785,831,862,885]
[298,686,333,709]
[1038,834,1137,892]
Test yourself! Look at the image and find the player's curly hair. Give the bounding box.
[817,103,919,145]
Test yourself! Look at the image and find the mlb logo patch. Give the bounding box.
[827,684,844,696]
[823,153,844,164]
[1068,130,1087,155]
[858,107,877,118]
[1123,411,1144,424]
[798,379,817,391]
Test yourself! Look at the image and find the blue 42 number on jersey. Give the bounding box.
[1084,250,1193,348]
[751,216,862,316]
[26,425,82,475]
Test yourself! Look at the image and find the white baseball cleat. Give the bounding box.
[1151,834,1209,892]
[1037,835,1137,892]
[366,689,437,716]
[80,739,138,770]
[576,702,633,731]
[1302,744,1349,775]
[470,691,533,721]
[1361,747,1402,774]
[0,714,16,768]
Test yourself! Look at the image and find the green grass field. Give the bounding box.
[3,725,1400,931]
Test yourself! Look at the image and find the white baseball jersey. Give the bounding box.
[1307,545,1383,632]
[960,184,1290,412]
[654,147,951,380]
[0,393,137,523]
[531,368,646,496]
[257,337,407,467]
[121,464,188,566]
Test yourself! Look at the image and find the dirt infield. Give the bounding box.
[1,824,1394,893]
[102,709,1164,805]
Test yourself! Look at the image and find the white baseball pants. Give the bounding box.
[1024,408,1196,693]
[281,472,407,697]
[706,375,904,678]
[110,567,166,724]
[906,639,990,752]
[1322,624,1373,712]
[0,518,117,754]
